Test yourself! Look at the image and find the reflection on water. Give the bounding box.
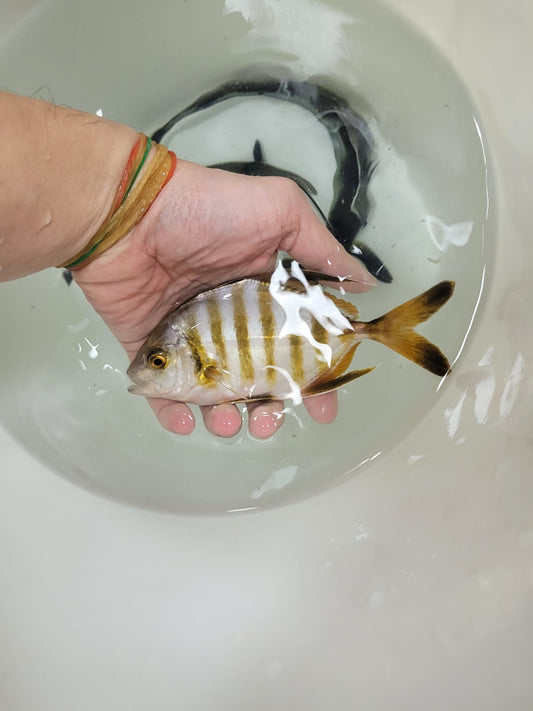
[424,215,474,252]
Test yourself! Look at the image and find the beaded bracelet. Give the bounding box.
[58,134,177,270]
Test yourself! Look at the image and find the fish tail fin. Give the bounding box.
[363,281,455,376]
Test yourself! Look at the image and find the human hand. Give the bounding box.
[74,159,375,438]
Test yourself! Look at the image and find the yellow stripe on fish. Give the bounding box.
[232,281,255,382]
[258,281,277,385]
[183,309,206,375]
[207,294,228,373]
[289,334,305,383]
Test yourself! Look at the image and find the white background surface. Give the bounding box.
[1,0,532,708]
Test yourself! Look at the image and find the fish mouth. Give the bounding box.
[127,376,172,398]
[127,383,157,397]
[126,362,153,396]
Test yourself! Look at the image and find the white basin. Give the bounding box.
[1,0,532,708]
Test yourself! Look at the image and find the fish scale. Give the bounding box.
[127,275,454,406]
[185,280,332,396]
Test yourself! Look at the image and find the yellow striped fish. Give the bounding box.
[127,267,454,405]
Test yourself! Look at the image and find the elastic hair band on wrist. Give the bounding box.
[58,134,177,270]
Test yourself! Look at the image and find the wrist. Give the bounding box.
[61,134,177,270]
[0,91,140,280]
[58,114,140,264]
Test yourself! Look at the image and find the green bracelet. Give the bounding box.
[122,137,152,204]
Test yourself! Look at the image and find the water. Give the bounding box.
[0,0,492,514]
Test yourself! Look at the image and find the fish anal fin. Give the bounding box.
[304,342,362,393]
[315,342,360,385]
[302,366,375,397]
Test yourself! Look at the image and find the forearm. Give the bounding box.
[0,91,138,280]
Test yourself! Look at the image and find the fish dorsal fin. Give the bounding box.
[280,276,308,294]
[325,292,360,321]
[279,273,356,294]
[252,269,361,325]
[187,271,361,322]
[252,139,264,164]
[279,261,366,291]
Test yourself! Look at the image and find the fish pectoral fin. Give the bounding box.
[302,366,375,397]
[200,365,249,400]
[201,369,277,404]
[199,364,230,388]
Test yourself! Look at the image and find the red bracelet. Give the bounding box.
[58,139,177,270]
[111,134,147,213]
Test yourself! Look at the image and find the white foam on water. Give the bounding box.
[250,464,298,500]
[424,215,474,252]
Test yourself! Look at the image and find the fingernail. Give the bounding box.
[251,409,283,438]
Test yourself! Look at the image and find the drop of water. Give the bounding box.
[84,337,99,359]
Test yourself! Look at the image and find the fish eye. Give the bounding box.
[147,350,169,370]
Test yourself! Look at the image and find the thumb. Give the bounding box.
[278,181,377,292]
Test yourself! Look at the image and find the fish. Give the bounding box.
[152,74,393,283]
[210,139,318,196]
[211,141,390,285]
[127,264,454,406]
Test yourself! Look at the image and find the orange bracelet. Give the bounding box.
[58,135,177,270]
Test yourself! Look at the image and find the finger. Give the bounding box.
[148,397,196,435]
[246,400,286,439]
[303,391,338,424]
[201,403,243,438]
[277,181,376,292]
